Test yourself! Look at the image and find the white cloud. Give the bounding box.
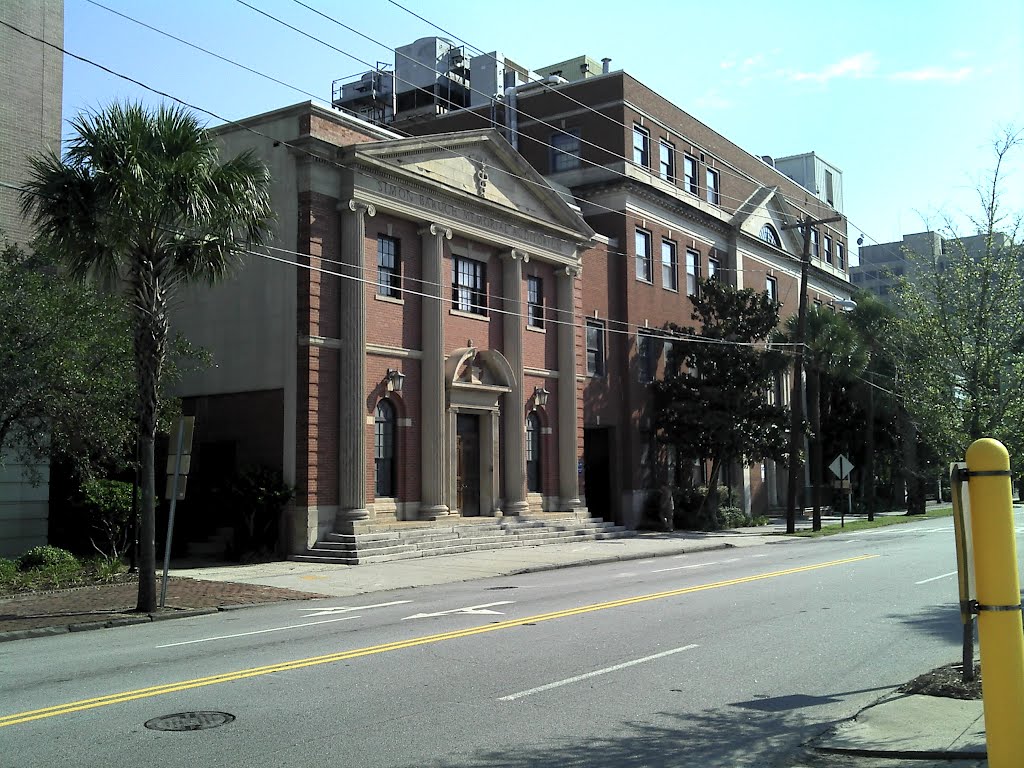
[790,52,879,83]
[889,66,973,83]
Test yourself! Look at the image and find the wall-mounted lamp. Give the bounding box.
[533,385,550,407]
[386,368,405,394]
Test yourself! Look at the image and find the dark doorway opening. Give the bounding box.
[456,414,481,516]
[584,427,615,524]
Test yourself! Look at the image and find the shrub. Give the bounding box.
[226,466,294,559]
[79,478,133,559]
[0,557,17,581]
[17,545,79,571]
[88,554,126,583]
[716,505,751,529]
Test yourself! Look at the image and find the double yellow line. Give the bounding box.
[0,554,875,727]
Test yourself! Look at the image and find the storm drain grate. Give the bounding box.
[144,711,235,731]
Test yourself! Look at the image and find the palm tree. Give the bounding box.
[780,307,867,530]
[21,103,273,612]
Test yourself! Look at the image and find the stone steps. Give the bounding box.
[291,516,635,565]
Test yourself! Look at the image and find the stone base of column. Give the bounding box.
[560,498,583,514]
[419,504,451,520]
[502,500,529,516]
[335,507,370,525]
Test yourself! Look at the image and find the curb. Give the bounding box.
[1,606,231,643]
[508,540,738,576]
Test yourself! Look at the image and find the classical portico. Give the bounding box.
[300,127,596,546]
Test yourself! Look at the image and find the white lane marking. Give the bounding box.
[915,570,959,585]
[614,572,639,578]
[652,563,715,573]
[719,558,740,564]
[402,601,514,620]
[499,644,699,702]
[750,554,770,558]
[301,600,411,617]
[156,616,360,648]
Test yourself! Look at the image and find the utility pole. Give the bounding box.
[782,213,842,534]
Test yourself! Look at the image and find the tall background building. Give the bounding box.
[0,0,64,556]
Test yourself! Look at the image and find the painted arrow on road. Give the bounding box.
[301,600,411,617]
[402,601,514,620]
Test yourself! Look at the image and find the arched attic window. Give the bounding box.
[760,224,781,247]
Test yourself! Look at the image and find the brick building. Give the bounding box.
[171,102,602,556]
[389,53,855,525]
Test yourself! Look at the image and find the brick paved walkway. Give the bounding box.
[0,577,327,635]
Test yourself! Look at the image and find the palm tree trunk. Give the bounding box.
[133,276,167,613]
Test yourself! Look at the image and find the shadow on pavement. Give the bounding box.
[730,683,896,713]
[404,706,844,768]
[889,603,965,645]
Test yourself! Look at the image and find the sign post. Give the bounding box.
[949,461,975,682]
[160,416,194,608]
[828,454,855,527]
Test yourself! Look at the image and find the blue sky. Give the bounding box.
[56,0,1023,258]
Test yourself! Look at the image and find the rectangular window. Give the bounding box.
[551,129,581,172]
[706,167,720,205]
[377,236,401,298]
[586,319,605,376]
[635,229,653,282]
[632,125,650,167]
[453,256,487,315]
[661,239,678,291]
[810,228,820,258]
[659,141,675,182]
[837,242,846,270]
[686,250,700,296]
[683,155,698,195]
[527,275,544,328]
[663,340,677,379]
[824,234,833,265]
[766,275,778,302]
[637,333,655,383]
[708,257,720,281]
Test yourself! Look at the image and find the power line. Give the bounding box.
[67,2,872,278]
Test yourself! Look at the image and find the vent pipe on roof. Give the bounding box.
[602,58,612,74]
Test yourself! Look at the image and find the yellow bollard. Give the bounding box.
[965,438,1024,768]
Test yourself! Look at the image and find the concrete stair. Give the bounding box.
[291,516,636,565]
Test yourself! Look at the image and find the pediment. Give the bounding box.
[350,130,594,240]
[731,186,802,253]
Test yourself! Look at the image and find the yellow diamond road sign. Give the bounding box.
[829,454,854,480]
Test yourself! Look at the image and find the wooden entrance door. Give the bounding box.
[456,414,481,516]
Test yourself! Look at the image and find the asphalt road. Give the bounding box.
[0,515,1014,768]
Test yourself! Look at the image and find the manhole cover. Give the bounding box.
[144,711,235,731]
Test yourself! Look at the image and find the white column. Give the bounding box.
[419,223,452,519]
[337,200,374,522]
[501,250,528,515]
[557,266,582,509]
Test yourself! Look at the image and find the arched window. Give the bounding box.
[375,400,396,497]
[759,224,780,247]
[526,412,542,493]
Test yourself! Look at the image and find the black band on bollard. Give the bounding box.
[969,599,1023,613]
[964,469,1013,477]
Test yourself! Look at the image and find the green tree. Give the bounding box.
[0,234,134,475]
[780,307,867,530]
[21,103,274,612]
[891,129,1023,469]
[653,279,789,523]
